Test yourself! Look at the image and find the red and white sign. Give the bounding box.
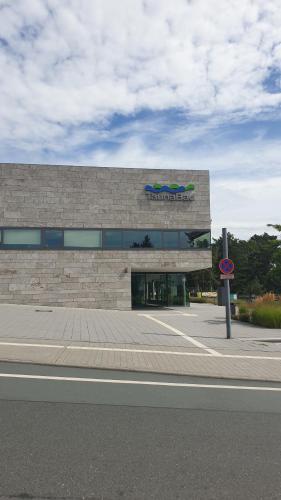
[219,258,235,275]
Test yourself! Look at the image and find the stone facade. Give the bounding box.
[0,163,211,309]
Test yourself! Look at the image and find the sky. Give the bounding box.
[0,0,281,239]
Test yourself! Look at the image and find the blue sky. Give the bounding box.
[0,0,281,238]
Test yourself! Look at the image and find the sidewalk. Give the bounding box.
[1,302,281,382]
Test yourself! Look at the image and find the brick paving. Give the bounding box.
[0,302,281,381]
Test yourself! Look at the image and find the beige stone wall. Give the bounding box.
[0,250,211,309]
[0,163,211,309]
[0,163,210,229]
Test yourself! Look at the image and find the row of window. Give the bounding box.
[0,228,211,250]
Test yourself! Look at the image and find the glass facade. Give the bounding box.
[123,230,162,249]
[3,229,41,246]
[64,230,101,248]
[180,230,211,249]
[163,231,179,249]
[131,272,189,308]
[103,230,123,249]
[43,229,63,249]
[0,228,211,250]
[192,231,211,248]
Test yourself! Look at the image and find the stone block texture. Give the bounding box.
[0,163,211,309]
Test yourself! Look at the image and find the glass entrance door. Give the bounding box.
[145,273,167,306]
[132,272,189,308]
[131,273,146,307]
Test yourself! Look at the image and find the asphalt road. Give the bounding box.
[1,362,281,500]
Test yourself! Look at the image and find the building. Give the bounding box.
[0,163,211,309]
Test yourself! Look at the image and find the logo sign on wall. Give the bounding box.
[144,183,195,201]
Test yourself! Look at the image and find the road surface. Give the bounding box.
[1,362,281,500]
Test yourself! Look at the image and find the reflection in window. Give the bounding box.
[163,231,178,249]
[167,273,185,306]
[123,231,162,249]
[0,228,211,250]
[180,231,210,249]
[3,229,41,245]
[64,230,101,248]
[190,231,211,248]
[104,230,123,249]
[43,229,63,249]
[179,231,192,248]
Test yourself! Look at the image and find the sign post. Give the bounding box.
[221,228,232,339]
[182,275,187,307]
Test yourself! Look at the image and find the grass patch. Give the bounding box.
[252,304,281,329]
[237,299,281,328]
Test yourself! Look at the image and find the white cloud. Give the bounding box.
[1,0,281,144]
[211,177,281,239]
[0,0,281,238]
[67,133,281,239]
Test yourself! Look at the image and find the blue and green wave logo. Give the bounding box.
[144,183,195,193]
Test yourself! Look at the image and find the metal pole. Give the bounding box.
[182,275,186,307]
[222,228,231,339]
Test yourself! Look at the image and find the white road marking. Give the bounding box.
[68,346,209,356]
[67,345,281,361]
[0,341,64,349]
[141,314,221,356]
[138,313,198,317]
[1,341,281,361]
[0,372,281,391]
[216,353,281,361]
[66,345,281,361]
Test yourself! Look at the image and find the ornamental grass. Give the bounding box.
[238,295,281,328]
[254,292,276,305]
[251,303,281,329]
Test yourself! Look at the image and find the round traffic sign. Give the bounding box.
[219,258,234,274]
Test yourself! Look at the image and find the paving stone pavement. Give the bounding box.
[1,303,281,381]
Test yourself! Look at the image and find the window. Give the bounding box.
[0,227,211,250]
[179,231,193,249]
[43,229,63,249]
[64,230,101,248]
[103,230,123,249]
[180,230,210,249]
[3,229,41,246]
[123,230,162,249]
[190,231,211,248]
[163,231,179,249]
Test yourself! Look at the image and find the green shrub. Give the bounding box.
[238,304,248,315]
[236,302,252,323]
[252,305,281,328]
[239,311,251,322]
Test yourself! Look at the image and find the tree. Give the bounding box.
[188,229,281,296]
[267,224,281,232]
[266,224,281,293]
